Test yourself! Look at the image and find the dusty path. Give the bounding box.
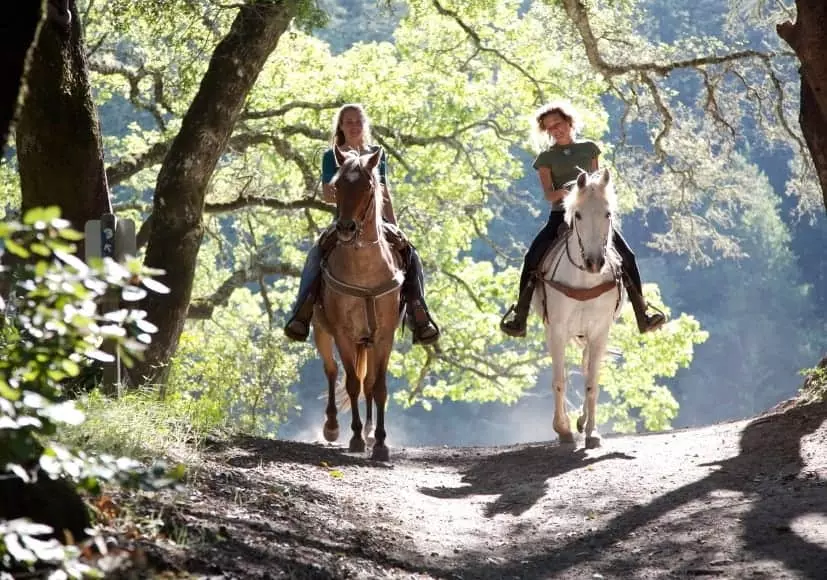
[132,400,827,579]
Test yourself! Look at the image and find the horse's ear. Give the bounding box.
[576,171,588,190]
[334,145,347,167]
[600,168,611,185]
[364,147,383,171]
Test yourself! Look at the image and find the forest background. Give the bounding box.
[3,0,824,450]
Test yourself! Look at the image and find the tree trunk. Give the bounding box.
[131,2,297,385]
[777,0,827,211]
[0,2,43,159]
[15,0,111,256]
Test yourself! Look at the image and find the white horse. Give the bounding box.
[533,168,624,449]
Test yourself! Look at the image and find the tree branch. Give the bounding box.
[187,260,301,320]
[430,0,545,101]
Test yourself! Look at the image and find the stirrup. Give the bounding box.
[499,305,527,337]
[641,303,667,333]
[412,322,440,346]
[409,305,440,346]
[284,318,310,342]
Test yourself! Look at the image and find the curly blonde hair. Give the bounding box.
[530,100,583,151]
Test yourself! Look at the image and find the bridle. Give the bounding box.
[334,160,381,248]
[537,209,621,312]
[566,210,614,274]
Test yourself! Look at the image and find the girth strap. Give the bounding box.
[542,278,620,302]
[321,264,405,344]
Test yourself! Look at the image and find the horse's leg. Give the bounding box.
[363,383,375,447]
[343,344,365,453]
[581,334,608,449]
[548,331,574,444]
[314,324,339,442]
[577,345,590,435]
[370,350,391,461]
[362,349,376,446]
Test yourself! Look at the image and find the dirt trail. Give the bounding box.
[133,400,827,579]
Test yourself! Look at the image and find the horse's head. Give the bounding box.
[331,145,383,244]
[565,168,617,274]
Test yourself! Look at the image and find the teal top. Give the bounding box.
[532,140,601,211]
[322,145,387,185]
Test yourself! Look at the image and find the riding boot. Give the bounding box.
[624,276,666,334]
[401,245,440,346]
[284,245,322,342]
[500,277,536,338]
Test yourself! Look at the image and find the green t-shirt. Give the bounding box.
[532,140,601,210]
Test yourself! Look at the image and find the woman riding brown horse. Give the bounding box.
[284,104,439,346]
[312,145,402,461]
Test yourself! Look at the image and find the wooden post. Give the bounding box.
[84,214,136,396]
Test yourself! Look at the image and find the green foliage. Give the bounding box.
[166,288,307,436]
[799,358,827,403]
[61,388,208,461]
[0,208,180,575]
[0,519,96,578]
[79,0,717,433]
[598,286,708,432]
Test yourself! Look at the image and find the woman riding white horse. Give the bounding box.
[536,168,622,448]
[500,100,666,337]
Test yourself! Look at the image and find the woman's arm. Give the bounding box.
[381,184,397,225]
[537,167,568,204]
[321,149,337,203]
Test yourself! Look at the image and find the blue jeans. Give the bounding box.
[287,240,428,319]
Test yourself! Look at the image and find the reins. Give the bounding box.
[537,228,622,323]
[325,154,404,344]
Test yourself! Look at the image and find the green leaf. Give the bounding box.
[29,242,51,257]
[4,533,36,563]
[57,228,85,241]
[22,206,61,225]
[0,380,20,401]
[4,239,30,258]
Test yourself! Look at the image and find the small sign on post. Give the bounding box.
[85,214,136,395]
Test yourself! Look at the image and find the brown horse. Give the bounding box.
[312,146,404,461]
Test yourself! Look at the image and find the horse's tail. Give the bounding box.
[356,344,368,384]
[335,345,368,412]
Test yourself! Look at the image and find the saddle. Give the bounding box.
[315,222,409,344]
[534,223,623,320]
[317,222,409,260]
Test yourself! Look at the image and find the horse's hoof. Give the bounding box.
[323,426,339,442]
[371,444,390,462]
[349,437,366,453]
[585,436,602,449]
[558,432,575,445]
[576,416,585,433]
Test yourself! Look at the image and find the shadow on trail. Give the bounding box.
[456,401,827,580]
[418,443,634,517]
[218,435,390,470]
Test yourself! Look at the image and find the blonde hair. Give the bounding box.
[530,99,583,152]
[330,103,374,147]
